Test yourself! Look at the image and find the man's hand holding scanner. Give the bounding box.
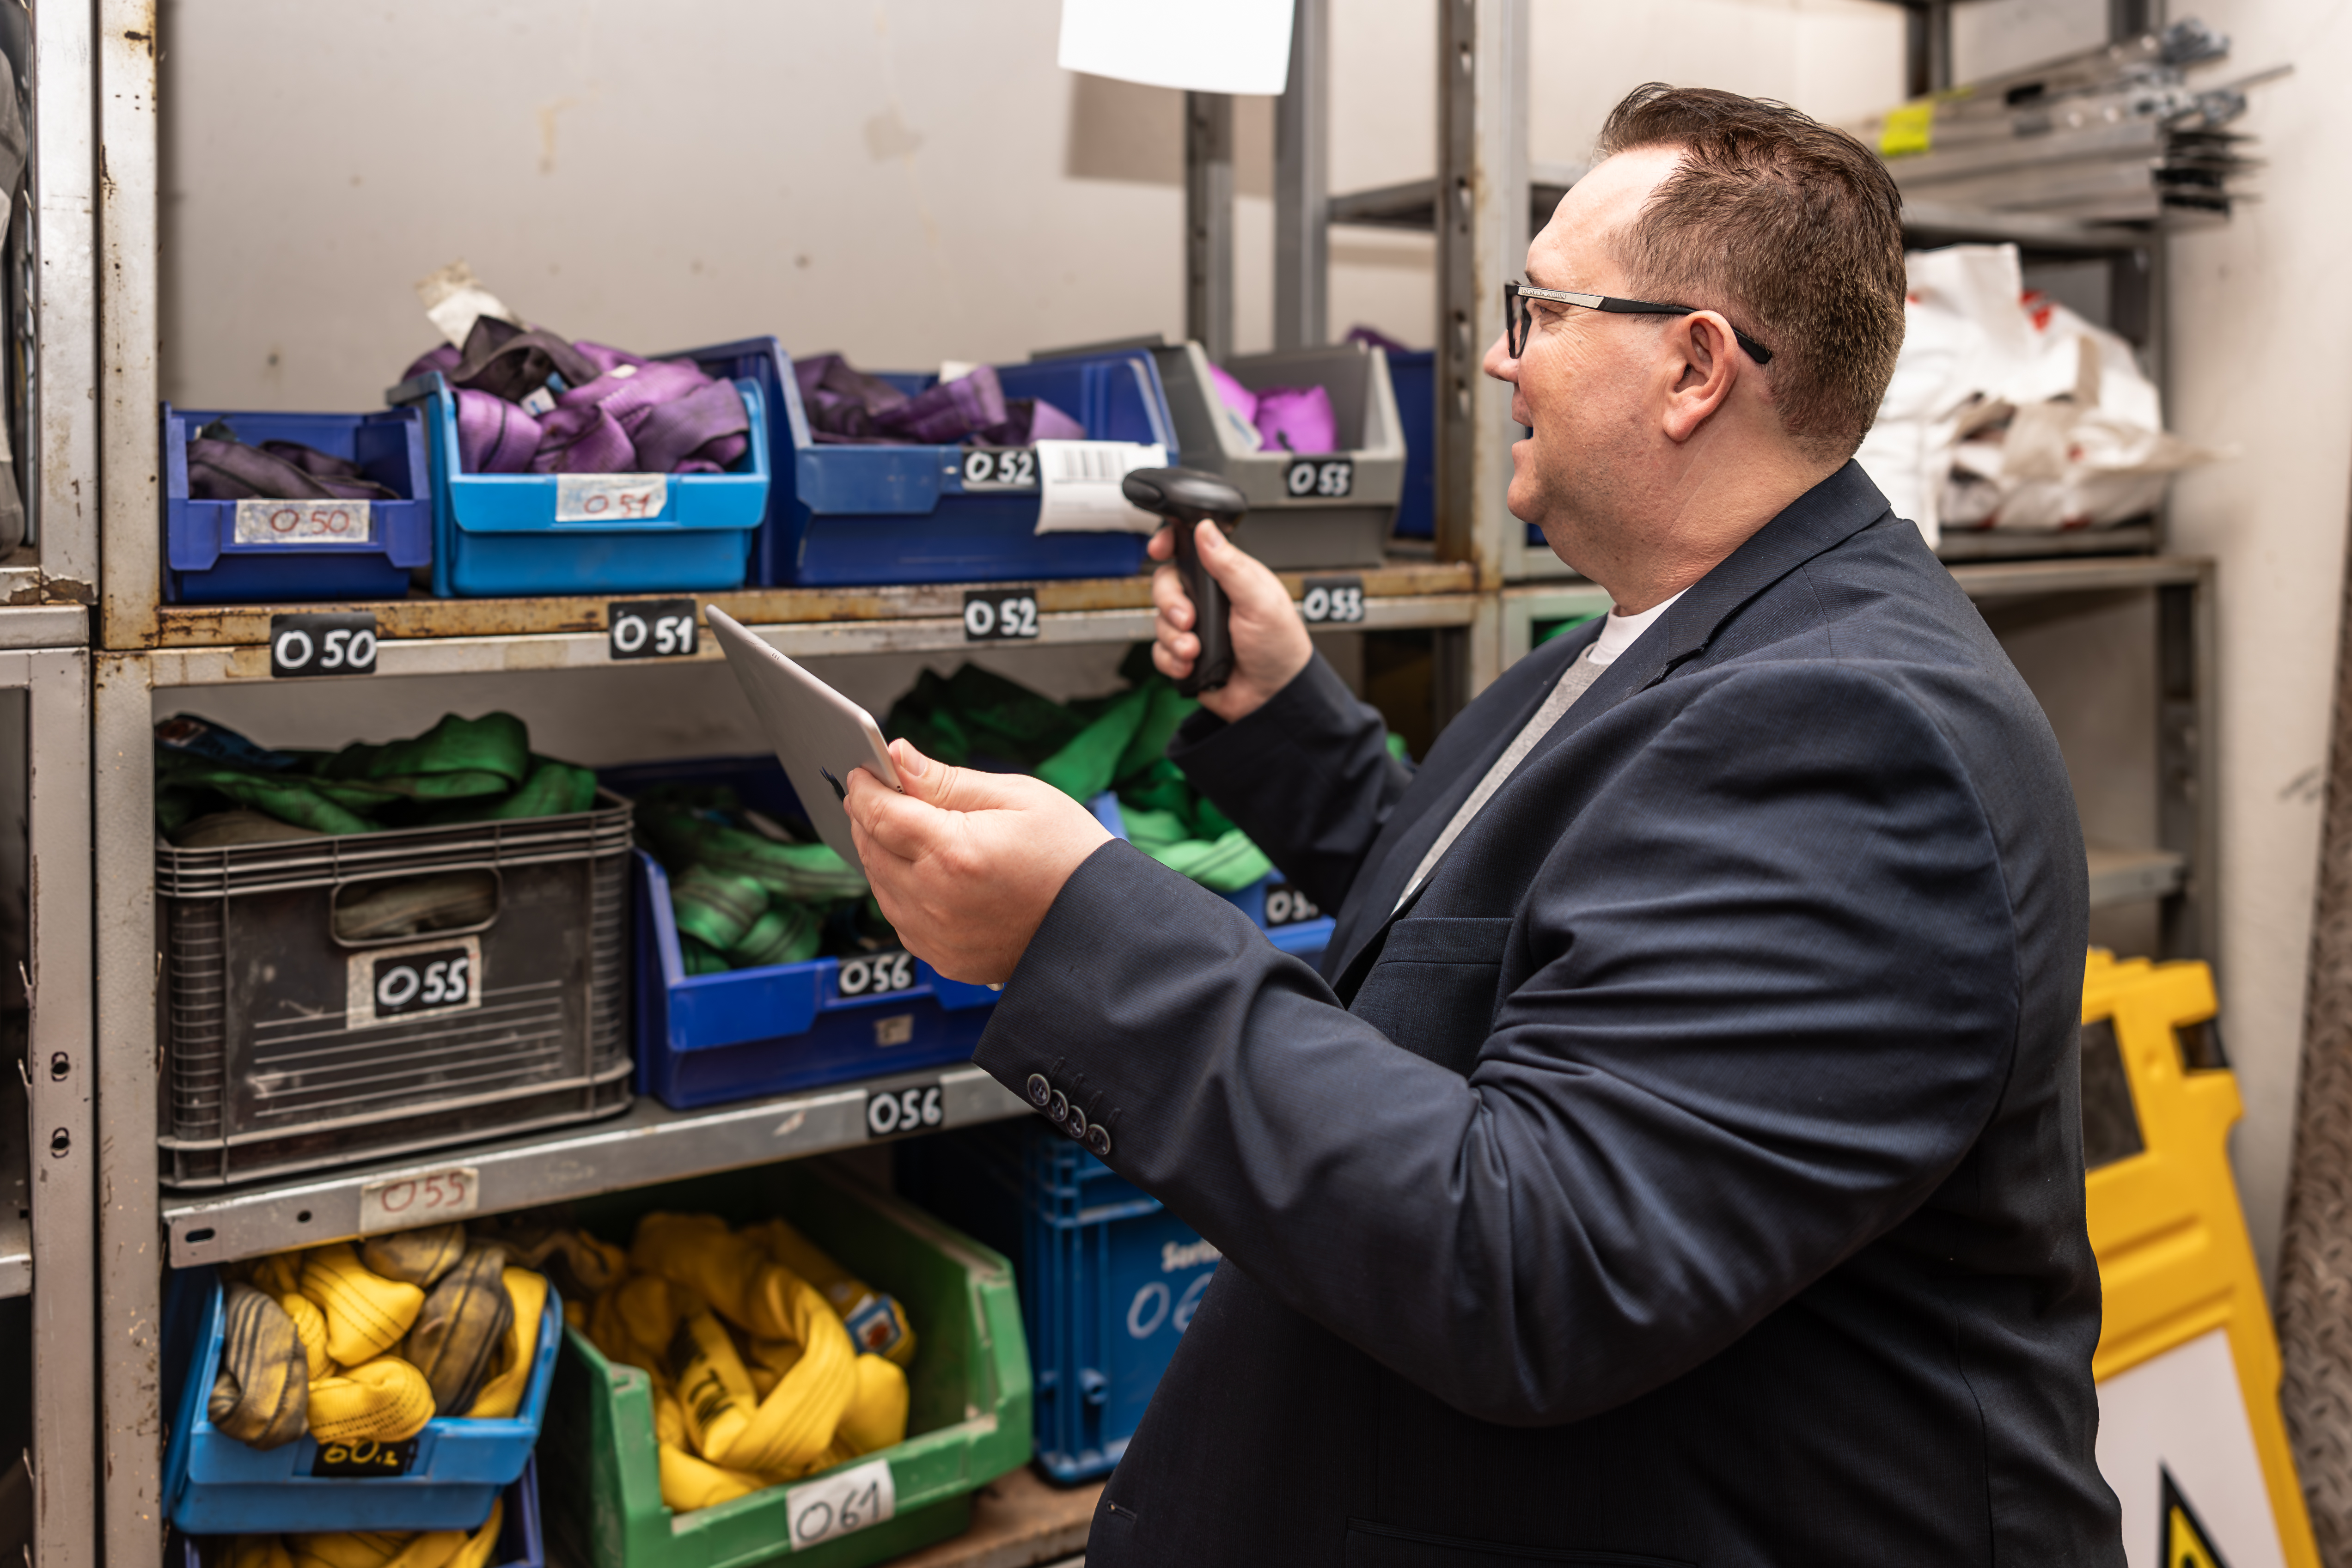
[1147,519,1312,724]
[843,739,1112,986]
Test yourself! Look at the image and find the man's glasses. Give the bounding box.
[1506,280,1774,366]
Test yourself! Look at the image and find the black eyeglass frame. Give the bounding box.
[1506,280,1774,366]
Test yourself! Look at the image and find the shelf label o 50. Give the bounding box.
[609,598,698,660]
[786,1457,896,1549]
[963,588,1041,641]
[270,612,379,677]
[235,498,373,544]
[1299,577,1365,625]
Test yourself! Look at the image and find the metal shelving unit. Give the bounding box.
[65,4,2217,1564]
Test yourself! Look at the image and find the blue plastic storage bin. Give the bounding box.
[601,756,1001,1111]
[162,1265,562,1533]
[163,403,432,604]
[388,370,769,598]
[1087,792,1336,962]
[900,1121,1216,1481]
[1381,348,1541,548]
[178,1457,546,1567]
[674,337,1171,587]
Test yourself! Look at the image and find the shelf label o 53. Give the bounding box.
[270,612,379,677]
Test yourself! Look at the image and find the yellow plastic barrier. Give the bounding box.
[2082,951,2321,1568]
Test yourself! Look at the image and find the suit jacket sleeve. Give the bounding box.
[974,664,2024,1427]
[1167,652,1415,910]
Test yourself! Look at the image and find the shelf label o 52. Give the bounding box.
[963,588,1041,641]
[270,612,379,677]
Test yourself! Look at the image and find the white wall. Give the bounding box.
[158,0,1901,409]
[2159,2,2351,1285]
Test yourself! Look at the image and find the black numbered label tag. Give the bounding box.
[963,588,1041,641]
[270,612,378,678]
[1263,881,1324,927]
[960,447,1039,490]
[1284,458,1354,499]
[311,1437,417,1478]
[609,598,697,660]
[1299,576,1365,625]
[865,1080,945,1139]
[347,936,483,1029]
[836,950,918,999]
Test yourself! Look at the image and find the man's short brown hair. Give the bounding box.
[1595,84,1906,465]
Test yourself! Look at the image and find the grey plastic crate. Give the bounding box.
[1150,341,1405,569]
[157,792,635,1189]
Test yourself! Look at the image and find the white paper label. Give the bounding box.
[784,1458,896,1550]
[555,473,668,523]
[357,1166,481,1234]
[234,499,374,545]
[1031,440,1167,535]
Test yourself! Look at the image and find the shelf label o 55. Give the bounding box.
[1299,577,1365,625]
[270,612,379,677]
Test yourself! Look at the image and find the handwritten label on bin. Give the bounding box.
[311,1437,418,1478]
[786,1457,896,1548]
[235,499,373,545]
[555,473,667,523]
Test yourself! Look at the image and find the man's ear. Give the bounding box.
[1659,311,1741,444]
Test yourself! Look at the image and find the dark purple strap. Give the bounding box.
[448,317,603,403]
[187,438,397,501]
[455,388,543,474]
[873,365,1006,444]
[529,403,636,474]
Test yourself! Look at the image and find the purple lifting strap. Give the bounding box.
[529,403,636,475]
[455,389,543,475]
[187,437,398,502]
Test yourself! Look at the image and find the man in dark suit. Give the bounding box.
[848,85,2123,1566]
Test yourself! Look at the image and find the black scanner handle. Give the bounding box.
[1122,467,1249,696]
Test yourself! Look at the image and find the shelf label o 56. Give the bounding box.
[270,612,379,677]
[865,1081,944,1138]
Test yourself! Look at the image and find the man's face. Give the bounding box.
[1482,146,1685,568]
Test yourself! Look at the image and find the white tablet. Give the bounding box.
[704,606,901,865]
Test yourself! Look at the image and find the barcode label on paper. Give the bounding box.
[555,473,668,522]
[235,500,374,544]
[1031,440,1166,535]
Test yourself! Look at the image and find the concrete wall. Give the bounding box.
[157,0,1899,411]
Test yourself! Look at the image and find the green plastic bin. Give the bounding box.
[539,1161,1033,1568]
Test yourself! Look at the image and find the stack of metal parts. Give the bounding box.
[1861,19,2285,225]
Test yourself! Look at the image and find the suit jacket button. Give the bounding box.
[1049,1089,1070,1125]
[1066,1106,1088,1141]
[1087,1125,1112,1159]
[1026,1074,1051,1107]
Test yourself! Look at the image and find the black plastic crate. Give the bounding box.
[157,792,635,1188]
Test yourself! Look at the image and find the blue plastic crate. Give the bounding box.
[900,1121,1217,1481]
[163,403,432,604]
[675,337,1170,587]
[601,756,1001,1111]
[162,1265,562,1533]
[387,370,769,598]
[1088,791,1336,960]
[178,1456,546,1567]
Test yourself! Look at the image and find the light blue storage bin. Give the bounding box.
[388,370,769,597]
[162,1264,562,1533]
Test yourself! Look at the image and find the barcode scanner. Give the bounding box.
[1123,466,1250,697]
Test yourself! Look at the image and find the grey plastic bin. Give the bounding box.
[157,791,635,1188]
[1150,342,1405,569]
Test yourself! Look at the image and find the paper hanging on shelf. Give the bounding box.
[1032,441,1167,534]
[1058,0,1295,96]
[415,259,523,350]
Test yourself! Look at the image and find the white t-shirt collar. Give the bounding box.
[1586,588,1687,669]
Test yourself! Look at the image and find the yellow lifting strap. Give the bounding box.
[2082,951,2321,1568]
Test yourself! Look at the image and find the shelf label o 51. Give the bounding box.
[270,612,379,677]
[609,598,698,660]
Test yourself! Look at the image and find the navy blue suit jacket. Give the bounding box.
[974,464,2123,1566]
